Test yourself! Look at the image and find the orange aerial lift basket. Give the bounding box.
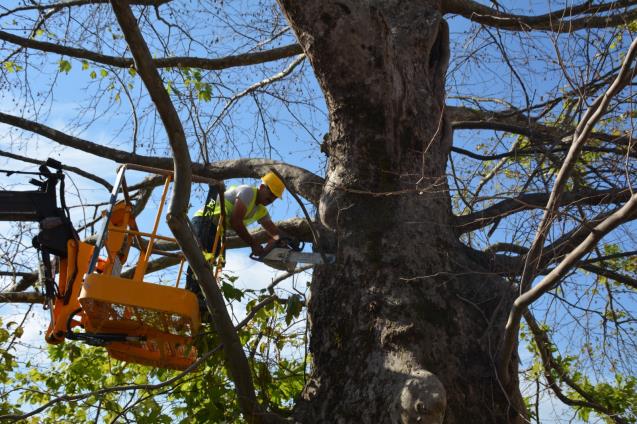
[68,164,225,370]
[79,274,201,370]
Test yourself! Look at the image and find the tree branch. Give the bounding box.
[0,29,302,71]
[579,263,637,290]
[0,0,171,18]
[448,105,636,160]
[109,2,264,422]
[444,0,637,32]
[499,192,637,381]
[0,111,323,204]
[455,189,633,234]
[484,209,637,277]
[0,291,44,303]
[4,273,38,293]
[117,218,314,279]
[524,311,629,423]
[497,36,637,383]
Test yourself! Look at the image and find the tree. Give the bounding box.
[1,0,636,423]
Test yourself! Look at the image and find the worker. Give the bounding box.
[186,171,287,313]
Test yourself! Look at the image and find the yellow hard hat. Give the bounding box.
[261,171,285,198]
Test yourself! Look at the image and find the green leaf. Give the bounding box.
[100,69,108,78]
[285,294,303,325]
[3,61,22,73]
[221,282,244,301]
[58,59,72,74]
[81,60,89,70]
[198,86,212,102]
[13,326,23,339]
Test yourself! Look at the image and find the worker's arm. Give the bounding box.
[230,198,265,256]
[260,218,281,240]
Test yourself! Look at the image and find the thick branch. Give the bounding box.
[0,110,169,167]
[119,218,313,279]
[448,105,546,138]
[455,189,632,234]
[444,0,637,32]
[0,291,44,303]
[109,2,263,422]
[448,105,636,160]
[4,272,38,292]
[0,111,323,204]
[0,29,302,71]
[203,159,323,206]
[579,263,637,290]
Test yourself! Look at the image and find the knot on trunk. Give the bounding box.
[391,369,446,423]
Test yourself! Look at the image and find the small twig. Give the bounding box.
[266,265,313,295]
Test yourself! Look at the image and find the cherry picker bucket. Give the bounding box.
[74,164,221,370]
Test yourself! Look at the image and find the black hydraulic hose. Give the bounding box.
[62,247,79,305]
[66,307,83,333]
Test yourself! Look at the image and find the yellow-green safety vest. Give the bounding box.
[194,186,268,231]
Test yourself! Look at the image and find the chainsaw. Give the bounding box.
[250,237,335,271]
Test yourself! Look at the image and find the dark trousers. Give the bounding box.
[186,215,221,317]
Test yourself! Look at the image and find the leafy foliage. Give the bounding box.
[0,272,308,422]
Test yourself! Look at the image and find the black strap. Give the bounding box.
[203,184,218,216]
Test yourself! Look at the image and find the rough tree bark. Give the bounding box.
[277,1,525,422]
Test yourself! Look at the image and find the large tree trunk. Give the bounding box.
[278,1,525,423]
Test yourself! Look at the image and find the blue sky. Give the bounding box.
[1,1,635,422]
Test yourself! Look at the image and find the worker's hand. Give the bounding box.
[250,242,266,258]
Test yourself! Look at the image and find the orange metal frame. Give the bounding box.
[45,164,224,370]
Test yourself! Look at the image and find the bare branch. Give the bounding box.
[0,0,170,18]
[497,35,637,383]
[266,265,313,295]
[109,2,265,422]
[448,105,636,160]
[0,291,44,303]
[0,29,302,71]
[455,189,633,234]
[208,54,305,130]
[579,263,637,290]
[0,111,323,204]
[500,192,637,380]
[444,0,637,32]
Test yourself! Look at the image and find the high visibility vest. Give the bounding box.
[193,186,268,230]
